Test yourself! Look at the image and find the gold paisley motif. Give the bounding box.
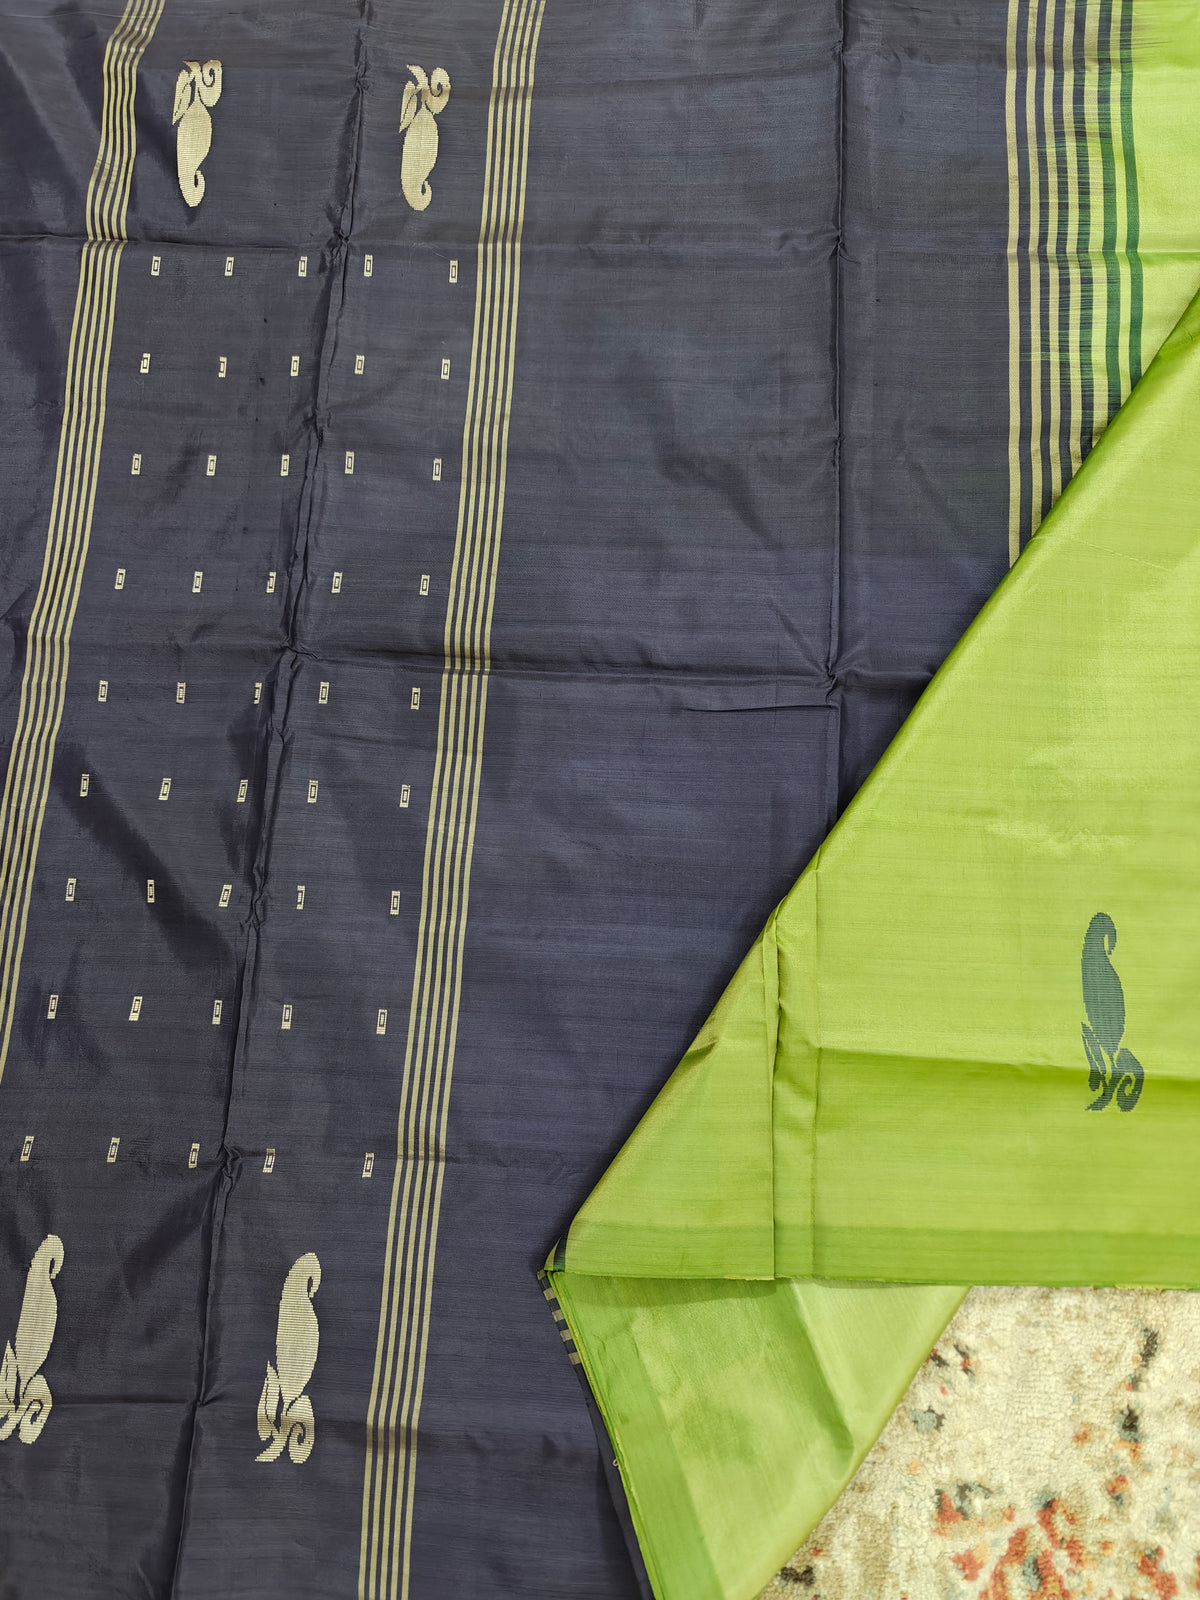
[399,65,450,212]
[173,59,222,208]
[0,1235,65,1446]
[256,1252,321,1464]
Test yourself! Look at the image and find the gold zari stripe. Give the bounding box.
[359,2,547,1596]
[0,0,165,1084]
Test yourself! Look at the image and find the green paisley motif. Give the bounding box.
[1081,913,1143,1112]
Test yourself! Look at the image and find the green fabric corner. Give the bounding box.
[548,1269,965,1600]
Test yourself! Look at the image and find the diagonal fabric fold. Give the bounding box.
[545,285,1200,1600]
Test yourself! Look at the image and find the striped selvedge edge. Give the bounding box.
[358,1,547,1597]
[0,0,166,1085]
[1004,0,1141,565]
[537,1265,658,1600]
[537,1269,582,1366]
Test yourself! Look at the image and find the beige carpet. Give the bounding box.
[762,1288,1200,1599]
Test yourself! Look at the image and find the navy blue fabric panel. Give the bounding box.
[837,0,1011,779]
[835,4,1011,807]
[410,689,837,1595]
[489,0,841,682]
[0,241,88,720]
[0,10,107,236]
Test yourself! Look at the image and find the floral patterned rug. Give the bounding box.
[763,1288,1200,1600]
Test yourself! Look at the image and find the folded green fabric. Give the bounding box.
[545,287,1200,1600]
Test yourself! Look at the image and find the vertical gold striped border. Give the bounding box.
[1023,0,1044,551]
[0,0,165,1084]
[1007,0,1138,558]
[1082,0,1107,447]
[359,2,547,1596]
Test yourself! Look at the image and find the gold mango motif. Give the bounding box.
[256,1252,321,1464]
[399,65,450,212]
[173,60,223,208]
[0,1235,65,1446]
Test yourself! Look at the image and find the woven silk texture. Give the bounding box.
[1,3,1199,1599]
